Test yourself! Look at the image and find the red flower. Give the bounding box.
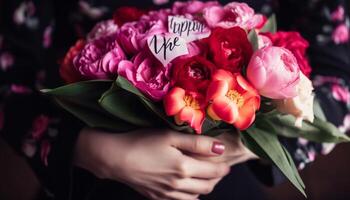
[264,31,312,77]
[59,39,86,83]
[164,87,206,134]
[171,56,216,93]
[207,27,253,73]
[207,70,260,130]
[113,7,147,26]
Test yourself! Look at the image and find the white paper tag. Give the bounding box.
[168,16,211,42]
[147,33,189,66]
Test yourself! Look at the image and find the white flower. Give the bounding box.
[275,72,314,127]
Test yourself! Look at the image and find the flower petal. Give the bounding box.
[212,69,234,85]
[234,98,258,130]
[207,104,221,121]
[206,80,229,101]
[164,87,186,116]
[177,107,205,134]
[211,97,238,123]
[192,109,205,134]
[236,73,255,91]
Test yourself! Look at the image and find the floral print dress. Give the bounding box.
[0,0,349,199]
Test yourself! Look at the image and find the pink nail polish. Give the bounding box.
[212,141,225,154]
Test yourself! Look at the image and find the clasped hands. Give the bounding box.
[74,128,256,200]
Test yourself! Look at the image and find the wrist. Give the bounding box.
[73,128,127,179]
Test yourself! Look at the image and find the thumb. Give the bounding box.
[173,134,225,156]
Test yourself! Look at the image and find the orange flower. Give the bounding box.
[164,87,206,134]
[206,69,260,130]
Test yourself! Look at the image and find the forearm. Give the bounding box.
[73,128,128,180]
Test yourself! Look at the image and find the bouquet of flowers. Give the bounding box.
[43,1,349,196]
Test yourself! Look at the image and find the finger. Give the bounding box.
[170,178,221,195]
[178,157,230,179]
[173,134,225,156]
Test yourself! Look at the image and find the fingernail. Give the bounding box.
[212,141,225,154]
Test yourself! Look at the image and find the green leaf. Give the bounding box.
[248,29,259,51]
[204,128,233,137]
[42,80,112,98]
[264,114,350,143]
[242,127,306,197]
[260,14,277,33]
[55,97,135,132]
[282,146,305,188]
[115,76,144,97]
[99,84,159,127]
[42,80,135,132]
[313,99,326,121]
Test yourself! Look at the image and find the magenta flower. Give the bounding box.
[117,19,166,55]
[171,1,219,15]
[203,2,263,30]
[87,20,118,41]
[73,35,126,79]
[118,51,171,101]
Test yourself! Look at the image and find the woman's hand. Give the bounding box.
[74,128,230,200]
[190,132,257,166]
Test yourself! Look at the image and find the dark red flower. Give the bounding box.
[59,39,86,83]
[263,31,312,77]
[171,56,216,93]
[207,27,253,73]
[113,7,147,26]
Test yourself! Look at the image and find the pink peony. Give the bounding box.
[332,24,349,44]
[257,34,272,49]
[203,2,263,30]
[247,46,300,99]
[87,20,118,41]
[172,1,219,15]
[118,51,171,101]
[73,35,126,79]
[178,42,202,59]
[141,9,171,23]
[275,72,314,127]
[117,19,166,55]
[263,31,312,77]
